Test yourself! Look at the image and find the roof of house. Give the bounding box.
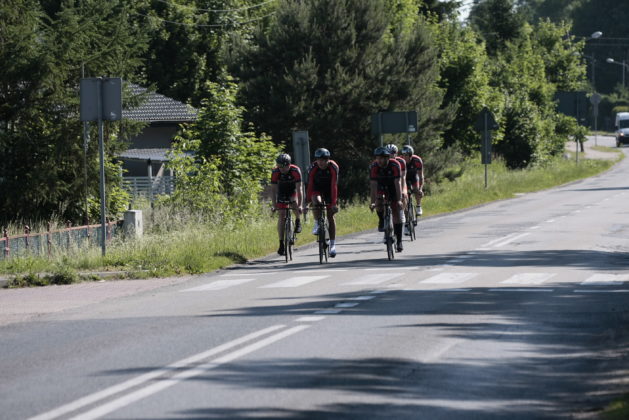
[123,84,198,123]
[119,148,171,162]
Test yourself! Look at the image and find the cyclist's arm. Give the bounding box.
[296,181,303,208]
[370,180,378,204]
[306,165,316,204]
[395,178,402,202]
[330,162,339,207]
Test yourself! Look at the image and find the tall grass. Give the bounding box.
[0,153,620,282]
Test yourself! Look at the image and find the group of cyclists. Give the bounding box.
[270,143,424,259]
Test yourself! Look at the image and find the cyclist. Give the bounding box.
[400,145,424,216]
[370,146,404,252]
[307,148,339,257]
[386,143,408,221]
[270,153,303,256]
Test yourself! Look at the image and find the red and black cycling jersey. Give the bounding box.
[405,155,423,182]
[394,156,406,174]
[370,159,401,197]
[306,160,339,206]
[271,164,302,201]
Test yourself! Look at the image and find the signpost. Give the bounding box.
[292,130,310,214]
[371,111,418,146]
[80,77,122,256]
[474,107,499,189]
[590,93,602,146]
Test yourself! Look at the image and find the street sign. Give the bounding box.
[590,92,602,105]
[371,111,418,136]
[474,107,499,131]
[555,91,588,125]
[80,77,122,122]
[291,130,310,174]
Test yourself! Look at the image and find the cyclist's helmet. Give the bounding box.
[374,146,390,157]
[276,153,291,166]
[386,144,398,155]
[314,148,331,158]
[401,145,414,155]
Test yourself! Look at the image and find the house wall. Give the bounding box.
[128,125,178,149]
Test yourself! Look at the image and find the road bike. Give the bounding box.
[382,197,396,260]
[405,191,417,241]
[315,203,330,264]
[281,207,296,263]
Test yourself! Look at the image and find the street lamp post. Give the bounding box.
[606,57,629,88]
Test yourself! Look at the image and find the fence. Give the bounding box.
[122,176,175,203]
[0,221,122,261]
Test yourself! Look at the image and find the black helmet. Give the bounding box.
[401,145,414,155]
[276,153,291,166]
[314,148,331,158]
[386,144,398,155]
[374,146,390,157]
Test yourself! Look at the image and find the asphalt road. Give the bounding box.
[1,136,629,420]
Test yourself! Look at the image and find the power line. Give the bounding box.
[153,0,276,14]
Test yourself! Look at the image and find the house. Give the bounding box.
[120,84,197,199]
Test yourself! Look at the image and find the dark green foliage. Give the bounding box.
[231,0,451,200]
[0,0,148,225]
[470,0,526,55]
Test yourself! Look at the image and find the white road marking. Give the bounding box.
[480,233,521,248]
[181,278,256,292]
[574,290,629,293]
[501,273,555,285]
[350,295,376,301]
[28,325,286,420]
[420,272,477,284]
[220,272,275,277]
[295,316,326,322]
[546,219,555,223]
[492,232,531,248]
[363,267,414,271]
[335,302,360,308]
[580,273,629,286]
[530,226,541,230]
[314,309,343,314]
[260,275,329,288]
[342,273,404,285]
[489,288,554,292]
[67,325,309,420]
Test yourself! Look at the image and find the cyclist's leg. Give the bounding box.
[392,200,404,251]
[375,193,385,231]
[311,194,323,234]
[276,204,288,255]
[290,199,301,234]
[327,202,337,257]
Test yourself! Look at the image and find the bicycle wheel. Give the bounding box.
[385,208,395,260]
[284,213,292,263]
[318,217,326,264]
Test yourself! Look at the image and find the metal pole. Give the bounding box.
[484,112,488,189]
[623,60,626,88]
[97,78,106,256]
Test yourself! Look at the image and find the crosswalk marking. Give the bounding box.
[420,272,477,284]
[580,274,629,286]
[181,278,256,292]
[260,275,329,288]
[501,273,555,285]
[342,273,404,285]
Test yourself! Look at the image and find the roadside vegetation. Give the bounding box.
[1,152,620,287]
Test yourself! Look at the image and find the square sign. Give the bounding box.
[80,77,122,122]
[371,111,418,136]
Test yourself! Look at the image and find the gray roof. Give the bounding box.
[119,148,171,162]
[123,84,197,123]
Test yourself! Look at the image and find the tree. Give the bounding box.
[167,78,280,219]
[0,0,148,224]
[469,0,527,56]
[231,0,451,200]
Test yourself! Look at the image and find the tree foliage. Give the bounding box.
[167,78,279,219]
[231,0,451,200]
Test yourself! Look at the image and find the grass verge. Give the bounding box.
[0,153,622,286]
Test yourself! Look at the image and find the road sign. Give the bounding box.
[292,130,310,175]
[474,107,499,131]
[590,93,602,105]
[371,111,418,136]
[80,77,122,122]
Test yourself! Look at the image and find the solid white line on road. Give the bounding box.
[530,226,541,230]
[420,273,477,285]
[314,309,343,314]
[295,316,326,322]
[501,273,556,285]
[68,325,310,420]
[363,267,415,271]
[580,273,629,286]
[574,290,629,293]
[342,273,405,285]
[350,295,376,301]
[28,325,286,420]
[260,275,329,288]
[489,288,554,292]
[335,302,360,308]
[181,278,256,292]
[480,233,521,248]
[219,272,275,277]
[492,232,531,248]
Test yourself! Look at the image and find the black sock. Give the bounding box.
[394,223,403,241]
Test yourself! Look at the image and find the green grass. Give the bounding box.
[602,395,629,420]
[0,152,622,285]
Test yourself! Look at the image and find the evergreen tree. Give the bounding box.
[231,0,450,199]
[469,0,526,56]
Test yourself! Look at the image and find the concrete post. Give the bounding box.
[123,210,143,238]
